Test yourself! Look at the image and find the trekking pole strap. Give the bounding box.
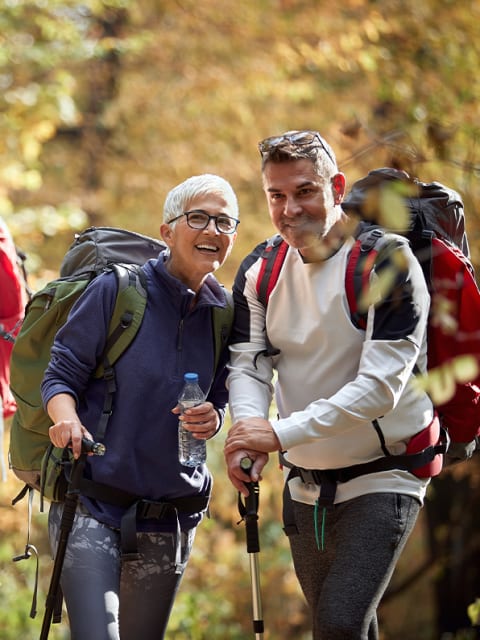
[12,487,39,619]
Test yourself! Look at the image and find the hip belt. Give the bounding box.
[281,417,448,538]
[78,476,210,570]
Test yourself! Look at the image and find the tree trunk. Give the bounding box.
[424,454,480,637]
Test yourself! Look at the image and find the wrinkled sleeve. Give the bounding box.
[227,244,275,422]
[41,273,117,409]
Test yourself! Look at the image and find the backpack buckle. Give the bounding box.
[137,499,172,520]
[360,227,384,252]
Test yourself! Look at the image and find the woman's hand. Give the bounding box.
[47,393,93,459]
[172,401,220,440]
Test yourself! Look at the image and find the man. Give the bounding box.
[224,131,434,639]
[42,174,239,639]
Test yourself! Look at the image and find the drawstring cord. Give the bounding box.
[314,499,327,551]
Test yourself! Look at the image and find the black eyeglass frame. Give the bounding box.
[167,209,240,234]
[258,131,336,167]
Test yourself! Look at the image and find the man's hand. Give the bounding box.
[224,448,269,496]
[224,417,281,495]
[224,417,281,455]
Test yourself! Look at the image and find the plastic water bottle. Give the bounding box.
[178,372,207,467]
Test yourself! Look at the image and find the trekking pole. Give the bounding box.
[238,456,264,639]
[40,438,105,640]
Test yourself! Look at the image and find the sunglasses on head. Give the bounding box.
[258,131,336,167]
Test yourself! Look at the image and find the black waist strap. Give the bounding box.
[287,440,446,488]
[280,436,448,538]
[78,477,209,514]
[78,477,210,566]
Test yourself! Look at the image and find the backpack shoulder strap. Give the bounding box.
[256,234,288,306]
[96,264,148,375]
[345,227,385,330]
[212,287,234,372]
[94,264,148,439]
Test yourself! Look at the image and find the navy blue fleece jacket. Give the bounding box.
[41,252,230,532]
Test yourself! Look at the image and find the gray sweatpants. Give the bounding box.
[288,492,421,640]
[48,501,195,640]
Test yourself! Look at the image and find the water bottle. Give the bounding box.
[178,372,207,467]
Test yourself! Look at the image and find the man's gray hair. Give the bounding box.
[163,174,239,224]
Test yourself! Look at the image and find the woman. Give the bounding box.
[41,174,239,640]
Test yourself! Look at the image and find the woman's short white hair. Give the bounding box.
[163,174,239,224]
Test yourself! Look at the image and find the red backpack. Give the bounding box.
[256,169,480,476]
[0,218,28,418]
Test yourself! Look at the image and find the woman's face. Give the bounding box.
[160,192,237,288]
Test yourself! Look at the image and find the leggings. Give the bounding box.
[288,492,421,640]
[48,501,195,640]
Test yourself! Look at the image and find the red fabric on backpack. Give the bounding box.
[345,232,480,445]
[257,222,480,456]
[256,239,289,305]
[426,237,480,442]
[405,413,443,478]
[0,219,27,418]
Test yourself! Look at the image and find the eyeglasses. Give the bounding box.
[258,131,336,167]
[168,209,240,234]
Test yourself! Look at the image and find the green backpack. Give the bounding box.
[8,226,234,503]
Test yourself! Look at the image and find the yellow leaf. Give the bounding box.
[452,355,479,384]
[467,598,480,625]
[427,366,456,405]
[379,189,410,233]
[32,120,56,142]
[358,265,396,311]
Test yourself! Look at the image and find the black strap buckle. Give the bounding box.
[137,500,172,520]
[297,468,320,485]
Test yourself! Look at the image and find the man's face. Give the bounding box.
[161,192,237,284]
[262,159,344,255]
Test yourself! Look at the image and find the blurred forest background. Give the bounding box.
[1,0,480,638]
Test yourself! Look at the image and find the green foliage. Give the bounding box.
[168,589,245,639]
[0,534,69,639]
[467,598,480,626]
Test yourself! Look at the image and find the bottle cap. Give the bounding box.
[184,372,199,382]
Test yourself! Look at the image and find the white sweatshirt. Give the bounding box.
[228,234,434,506]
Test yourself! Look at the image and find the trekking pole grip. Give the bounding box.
[240,457,260,554]
[81,437,106,456]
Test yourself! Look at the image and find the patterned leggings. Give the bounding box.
[48,501,195,640]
